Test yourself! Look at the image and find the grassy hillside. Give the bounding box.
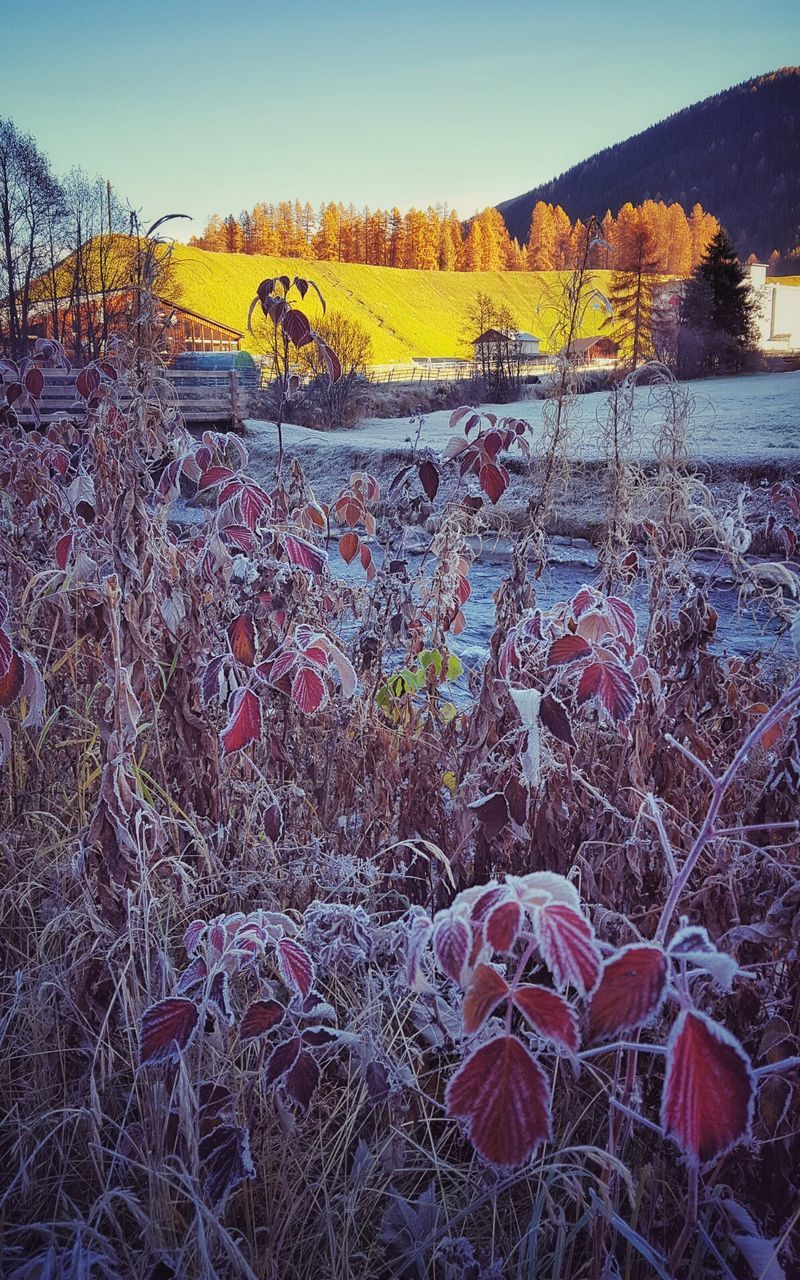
[170,245,614,362]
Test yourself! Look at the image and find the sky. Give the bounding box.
[2,0,798,237]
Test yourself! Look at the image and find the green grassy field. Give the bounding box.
[170,245,616,363]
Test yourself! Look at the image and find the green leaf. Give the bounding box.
[419,648,443,676]
[446,655,463,682]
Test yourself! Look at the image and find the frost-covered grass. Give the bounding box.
[3,289,799,1278]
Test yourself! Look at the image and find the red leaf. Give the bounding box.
[198,1082,235,1132]
[198,465,236,491]
[463,963,510,1034]
[75,365,100,399]
[576,660,637,723]
[240,998,286,1041]
[265,1036,302,1085]
[220,524,256,553]
[479,462,508,504]
[483,429,503,459]
[512,985,579,1052]
[183,919,207,955]
[607,596,637,645]
[227,615,256,666]
[449,405,472,429]
[339,531,359,564]
[588,944,668,1042]
[485,900,522,953]
[276,937,314,998]
[175,956,208,995]
[220,686,262,755]
[575,609,613,644]
[470,884,509,925]
[418,459,440,501]
[24,367,44,398]
[140,997,199,1066]
[198,1122,254,1207]
[433,915,471,984]
[571,587,597,618]
[359,542,375,580]
[0,649,24,708]
[539,693,575,747]
[284,1049,320,1108]
[301,1025,342,1047]
[547,635,591,668]
[291,665,326,714]
[284,533,327,574]
[469,790,509,840]
[661,1010,754,1167]
[201,655,229,706]
[237,480,272,530]
[446,1034,552,1167]
[282,308,312,348]
[534,904,601,996]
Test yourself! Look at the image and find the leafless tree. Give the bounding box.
[0,118,64,357]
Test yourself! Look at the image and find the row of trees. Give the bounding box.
[190,198,721,276]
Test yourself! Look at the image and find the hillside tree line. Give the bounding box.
[190,198,721,277]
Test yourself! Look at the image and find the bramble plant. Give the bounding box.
[1,260,799,1280]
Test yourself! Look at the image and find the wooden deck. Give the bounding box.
[8,367,255,427]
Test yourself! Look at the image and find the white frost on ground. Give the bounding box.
[245,371,800,468]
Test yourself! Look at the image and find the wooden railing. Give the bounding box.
[7,367,255,427]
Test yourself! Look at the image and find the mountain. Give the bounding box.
[498,69,800,261]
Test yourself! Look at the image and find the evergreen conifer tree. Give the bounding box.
[678,228,757,375]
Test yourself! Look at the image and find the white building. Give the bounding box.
[514,331,541,359]
[745,264,800,353]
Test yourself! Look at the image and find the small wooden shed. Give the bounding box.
[473,328,542,362]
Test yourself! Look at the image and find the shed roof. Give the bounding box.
[474,328,541,344]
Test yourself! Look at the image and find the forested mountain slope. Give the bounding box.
[498,69,800,260]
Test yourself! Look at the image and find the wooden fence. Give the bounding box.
[8,367,255,427]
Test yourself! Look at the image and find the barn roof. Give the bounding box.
[24,286,244,339]
[566,336,618,354]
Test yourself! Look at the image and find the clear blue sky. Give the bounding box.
[3,0,798,236]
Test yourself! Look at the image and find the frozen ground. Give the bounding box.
[178,373,798,664]
[243,372,800,488]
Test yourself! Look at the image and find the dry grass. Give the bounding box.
[1,275,799,1278]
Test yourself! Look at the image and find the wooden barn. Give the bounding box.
[563,336,619,364]
[22,289,243,364]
